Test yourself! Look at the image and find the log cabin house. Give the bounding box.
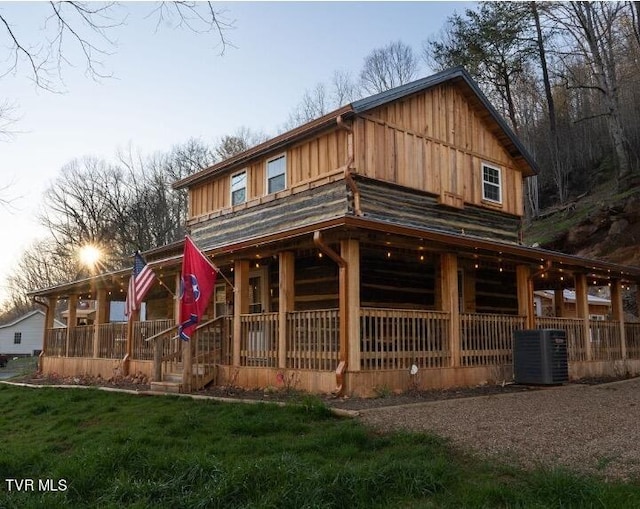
[31,67,640,396]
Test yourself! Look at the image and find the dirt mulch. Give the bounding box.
[358,378,640,482]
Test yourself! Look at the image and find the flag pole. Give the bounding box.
[185,236,237,292]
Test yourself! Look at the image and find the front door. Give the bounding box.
[247,267,271,366]
[248,267,269,314]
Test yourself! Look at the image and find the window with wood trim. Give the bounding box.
[482,163,502,203]
[266,154,286,194]
[231,170,247,206]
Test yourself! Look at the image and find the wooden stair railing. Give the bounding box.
[146,316,233,391]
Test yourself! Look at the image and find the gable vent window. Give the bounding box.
[267,155,286,194]
[482,164,502,203]
[231,170,247,206]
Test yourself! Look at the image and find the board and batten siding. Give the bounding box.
[353,82,524,217]
[188,129,348,220]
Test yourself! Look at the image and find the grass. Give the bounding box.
[0,385,639,508]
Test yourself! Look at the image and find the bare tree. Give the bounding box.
[331,69,361,105]
[548,2,637,186]
[360,40,419,94]
[3,238,81,315]
[214,127,268,161]
[0,2,233,93]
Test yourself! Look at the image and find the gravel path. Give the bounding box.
[358,378,640,481]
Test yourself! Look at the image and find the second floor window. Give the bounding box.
[14,332,22,344]
[267,155,286,194]
[482,164,502,203]
[231,171,247,206]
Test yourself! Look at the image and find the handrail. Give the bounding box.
[145,317,221,343]
[145,324,178,343]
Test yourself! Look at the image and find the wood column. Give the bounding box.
[341,239,360,371]
[611,280,627,359]
[65,295,78,357]
[233,259,250,366]
[554,288,566,317]
[440,253,460,367]
[174,273,181,325]
[516,265,534,328]
[575,273,592,361]
[278,251,295,368]
[93,288,107,358]
[43,297,57,355]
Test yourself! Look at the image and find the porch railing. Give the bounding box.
[68,325,94,357]
[287,309,339,370]
[625,323,640,360]
[460,313,525,367]
[360,307,450,370]
[534,317,587,362]
[240,313,278,367]
[96,322,127,359]
[133,319,174,360]
[45,328,67,357]
[589,320,622,361]
[191,316,233,390]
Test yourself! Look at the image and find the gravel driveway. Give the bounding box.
[358,378,640,481]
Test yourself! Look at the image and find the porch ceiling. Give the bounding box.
[29,215,640,300]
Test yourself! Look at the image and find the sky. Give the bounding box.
[0,1,473,303]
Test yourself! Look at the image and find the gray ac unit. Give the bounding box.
[513,329,568,385]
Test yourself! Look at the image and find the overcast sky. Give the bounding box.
[0,1,473,302]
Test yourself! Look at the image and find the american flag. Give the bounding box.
[125,252,156,318]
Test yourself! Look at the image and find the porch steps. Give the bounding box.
[149,364,213,394]
[150,381,183,394]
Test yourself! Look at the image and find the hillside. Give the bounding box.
[523,182,640,268]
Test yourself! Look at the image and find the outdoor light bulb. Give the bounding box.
[79,245,102,268]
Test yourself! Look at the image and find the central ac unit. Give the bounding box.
[513,329,568,385]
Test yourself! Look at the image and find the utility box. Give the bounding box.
[513,329,568,385]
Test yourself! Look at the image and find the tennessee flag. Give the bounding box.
[178,236,218,341]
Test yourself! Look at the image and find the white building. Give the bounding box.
[0,310,65,356]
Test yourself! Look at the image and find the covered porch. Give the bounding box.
[36,220,640,397]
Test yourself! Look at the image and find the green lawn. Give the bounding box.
[0,385,638,508]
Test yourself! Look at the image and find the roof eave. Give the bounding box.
[173,106,354,190]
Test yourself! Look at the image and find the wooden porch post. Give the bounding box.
[278,251,295,368]
[516,265,534,328]
[125,308,139,377]
[440,253,460,367]
[93,288,107,358]
[65,295,78,357]
[43,297,57,354]
[575,273,592,361]
[611,280,627,359]
[341,239,360,371]
[233,260,250,366]
[554,288,566,317]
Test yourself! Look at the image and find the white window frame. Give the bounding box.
[14,332,21,344]
[231,170,247,206]
[266,154,286,194]
[481,163,502,204]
